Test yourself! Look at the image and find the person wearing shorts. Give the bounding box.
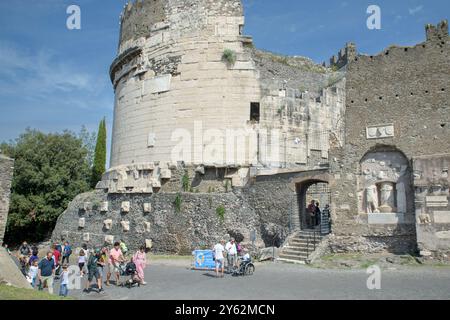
[83,249,104,293]
[107,242,124,286]
[213,240,225,278]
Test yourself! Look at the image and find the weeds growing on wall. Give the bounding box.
[182,171,190,192]
[216,205,225,223]
[222,49,237,65]
[174,193,183,213]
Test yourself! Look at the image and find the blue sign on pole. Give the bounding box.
[193,250,215,270]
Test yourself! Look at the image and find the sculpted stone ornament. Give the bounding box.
[366,124,395,139]
[143,203,152,213]
[100,201,109,212]
[418,214,432,225]
[133,168,139,180]
[105,235,114,245]
[104,219,113,230]
[365,185,379,213]
[379,182,395,213]
[121,201,130,213]
[78,218,86,228]
[121,221,130,232]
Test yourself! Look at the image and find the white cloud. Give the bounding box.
[0,41,106,101]
[408,5,423,15]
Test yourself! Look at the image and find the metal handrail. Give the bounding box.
[313,230,316,251]
[306,236,309,259]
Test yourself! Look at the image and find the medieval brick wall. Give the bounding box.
[0,155,14,244]
[329,20,449,253]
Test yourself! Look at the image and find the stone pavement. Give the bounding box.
[68,260,450,300]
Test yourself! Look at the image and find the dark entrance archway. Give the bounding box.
[289,171,333,232]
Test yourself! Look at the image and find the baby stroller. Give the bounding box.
[232,256,255,277]
[119,261,141,289]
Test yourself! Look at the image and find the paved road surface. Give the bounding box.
[67,261,450,300]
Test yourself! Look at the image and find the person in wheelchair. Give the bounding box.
[233,249,255,276]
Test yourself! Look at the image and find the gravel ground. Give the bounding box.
[67,259,450,300]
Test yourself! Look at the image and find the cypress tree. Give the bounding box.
[91,118,107,188]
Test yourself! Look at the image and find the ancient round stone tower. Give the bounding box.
[109,0,260,170]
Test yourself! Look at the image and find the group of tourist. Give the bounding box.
[13,239,148,296]
[307,200,322,228]
[213,238,250,278]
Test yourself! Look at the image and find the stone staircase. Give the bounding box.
[277,229,323,264]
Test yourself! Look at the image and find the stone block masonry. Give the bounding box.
[51,190,267,254]
[53,0,449,259]
[0,155,14,244]
[329,20,449,256]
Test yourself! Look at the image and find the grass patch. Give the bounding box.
[0,284,74,300]
[359,260,378,269]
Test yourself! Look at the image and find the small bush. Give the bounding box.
[216,205,225,222]
[222,49,237,65]
[182,171,190,192]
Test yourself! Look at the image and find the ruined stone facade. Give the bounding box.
[330,20,450,257]
[0,155,14,244]
[102,0,345,195]
[53,1,449,258]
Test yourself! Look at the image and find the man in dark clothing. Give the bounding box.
[62,241,72,265]
[307,200,316,228]
[29,249,39,266]
[315,202,322,227]
[38,251,55,294]
[19,241,31,256]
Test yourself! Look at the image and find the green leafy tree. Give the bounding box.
[91,118,107,188]
[2,129,91,243]
[78,125,97,168]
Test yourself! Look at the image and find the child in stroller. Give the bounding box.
[119,258,142,289]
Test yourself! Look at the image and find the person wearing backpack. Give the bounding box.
[62,241,72,265]
[83,248,104,293]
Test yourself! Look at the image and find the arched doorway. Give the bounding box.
[289,171,332,233]
[297,181,331,231]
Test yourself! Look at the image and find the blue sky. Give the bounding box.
[0,0,448,153]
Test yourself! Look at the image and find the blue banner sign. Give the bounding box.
[193,250,215,270]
